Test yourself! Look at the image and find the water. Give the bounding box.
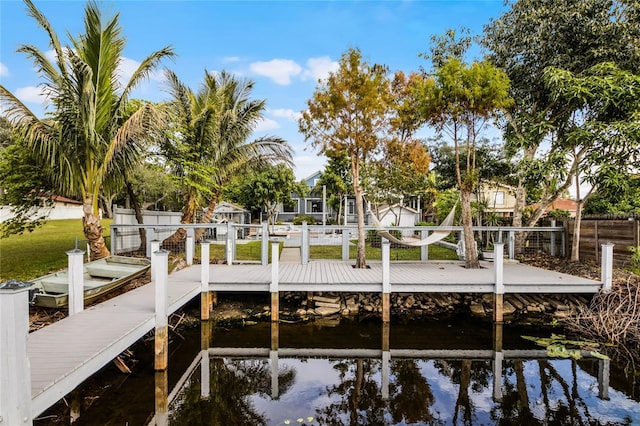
[36,317,640,425]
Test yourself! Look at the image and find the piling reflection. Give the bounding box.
[157,320,638,425]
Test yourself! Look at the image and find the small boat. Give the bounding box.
[29,255,151,308]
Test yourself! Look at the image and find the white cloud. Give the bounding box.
[302,56,339,82]
[15,86,49,104]
[254,117,280,132]
[270,108,302,122]
[223,56,242,63]
[249,59,301,85]
[0,62,8,77]
[293,154,326,180]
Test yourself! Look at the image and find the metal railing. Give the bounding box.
[110,221,566,264]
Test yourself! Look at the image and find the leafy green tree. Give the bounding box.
[300,48,392,268]
[0,0,174,259]
[313,168,348,225]
[583,176,640,215]
[225,164,306,231]
[544,62,640,259]
[483,0,640,253]
[415,57,512,268]
[161,70,292,246]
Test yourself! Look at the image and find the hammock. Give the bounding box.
[369,203,457,247]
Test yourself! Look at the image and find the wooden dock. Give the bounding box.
[1,243,607,423]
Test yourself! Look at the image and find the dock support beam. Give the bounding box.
[201,242,210,320]
[154,249,169,371]
[493,243,505,323]
[271,241,280,322]
[67,248,85,316]
[0,284,32,425]
[154,370,169,426]
[493,323,503,402]
[382,240,391,323]
[601,243,614,293]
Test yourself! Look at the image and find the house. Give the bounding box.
[475,180,517,217]
[276,171,358,224]
[367,204,420,237]
[535,198,579,218]
[0,195,88,222]
[211,201,251,224]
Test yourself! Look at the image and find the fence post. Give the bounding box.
[67,248,85,316]
[201,242,210,320]
[225,222,234,265]
[493,243,505,323]
[261,222,269,266]
[601,243,614,293]
[342,228,350,261]
[550,219,556,257]
[110,224,116,255]
[381,240,391,323]
[271,241,280,322]
[301,222,309,265]
[508,231,515,259]
[0,282,33,425]
[154,249,169,370]
[421,229,429,260]
[186,228,194,266]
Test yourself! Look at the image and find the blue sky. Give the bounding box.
[0,0,508,180]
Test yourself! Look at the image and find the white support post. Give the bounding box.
[420,229,429,260]
[225,222,234,265]
[261,222,269,266]
[271,241,279,294]
[494,243,505,323]
[154,249,169,371]
[342,228,350,261]
[201,242,210,320]
[186,228,194,266]
[601,243,614,293]
[110,224,116,255]
[0,283,33,425]
[67,248,85,316]
[150,240,160,284]
[146,228,156,258]
[301,222,309,265]
[271,241,280,322]
[508,231,515,259]
[382,240,391,294]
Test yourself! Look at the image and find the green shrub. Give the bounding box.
[292,215,316,225]
[629,246,640,274]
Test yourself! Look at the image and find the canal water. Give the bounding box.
[36,316,640,425]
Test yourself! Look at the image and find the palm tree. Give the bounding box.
[161,70,292,246]
[0,0,174,259]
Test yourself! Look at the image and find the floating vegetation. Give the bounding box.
[280,416,315,425]
[522,333,610,360]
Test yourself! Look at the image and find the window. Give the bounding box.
[281,199,299,213]
[493,191,505,205]
[306,199,323,213]
[347,200,355,215]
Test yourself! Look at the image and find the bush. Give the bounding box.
[292,215,316,225]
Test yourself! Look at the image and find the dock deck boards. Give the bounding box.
[27,258,600,418]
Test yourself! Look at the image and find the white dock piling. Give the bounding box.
[493,243,505,323]
[271,241,280,322]
[154,249,169,370]
[601,243,614,293]
[67,248,85,316]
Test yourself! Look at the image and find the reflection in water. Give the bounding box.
[160,321,639,426]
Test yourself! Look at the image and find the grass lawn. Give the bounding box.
[0,218,113,281]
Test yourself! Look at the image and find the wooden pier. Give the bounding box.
[0,242,611,424]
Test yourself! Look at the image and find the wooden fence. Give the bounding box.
[565,218,639,266]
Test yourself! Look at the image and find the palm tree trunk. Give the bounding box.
[162,193,196,250]
[197,191,222,241]
[83,198,110,260]
[126,180,147,253]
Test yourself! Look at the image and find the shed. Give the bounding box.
[368,204,420,237]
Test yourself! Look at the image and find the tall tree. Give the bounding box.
[483,0,640,253]
[0,0,174,259]
[161,70,292,246]
[544,62,640,259]
[415,58,512,268]
[299,48,392,268]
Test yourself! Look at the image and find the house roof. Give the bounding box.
[213,201,249,213]
[51,195,82,205]
[370,204,420,216]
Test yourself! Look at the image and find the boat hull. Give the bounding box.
[30,256,151,308]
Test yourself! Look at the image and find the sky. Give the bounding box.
[0,0,509,180]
